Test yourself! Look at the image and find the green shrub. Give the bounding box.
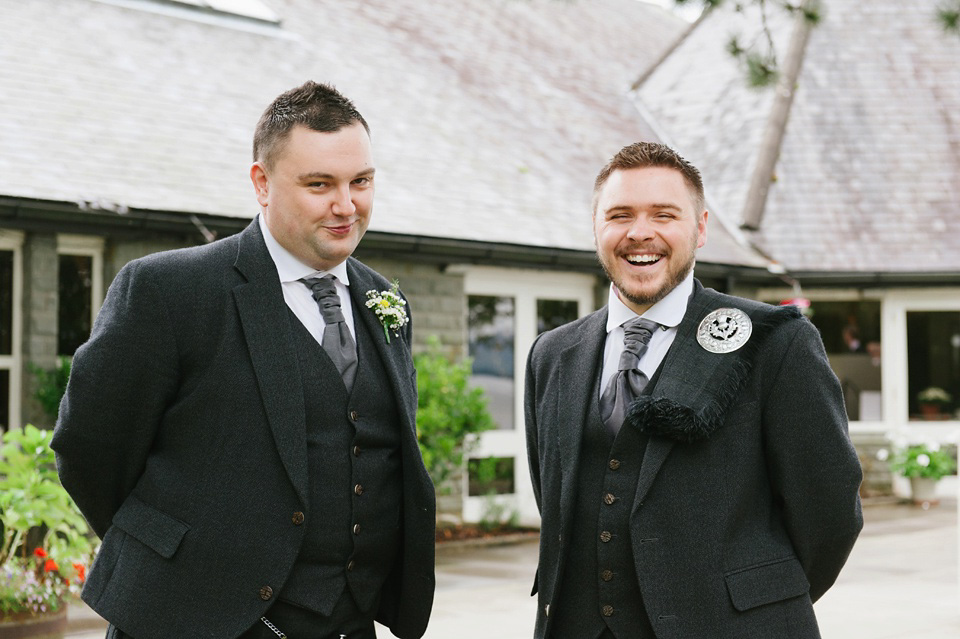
[415,337,495,492]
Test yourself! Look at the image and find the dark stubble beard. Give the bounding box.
[597,234,698,310]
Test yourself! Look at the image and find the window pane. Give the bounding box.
[58,254,93,356]
[537,299,578,334]
[467,456,515,496]
[0,251,12,355]
[468,295,515,430]
[807,301,883,421]
[0,369,8,432]
[907,311,960,421]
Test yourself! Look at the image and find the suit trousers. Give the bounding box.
[106,593,377,639]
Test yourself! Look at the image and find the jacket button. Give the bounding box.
[346,559,355,572]
[350,410,359,421]
[354,484,364,495]
[603,493,617,505]
[601,570,614,582]
[259,586,273,601]
[292,511,304,525]
[353,523,361,535]
[544,604,550,617]
[600,531,612,543]
[602,605,615,617]
[353,445,361,457]
[609,459,621,470]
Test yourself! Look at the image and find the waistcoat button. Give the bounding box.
[602,605,615,617]
[354,484,364,495]
[353,523,361,535]
[346,559,355,572]
[600,531,612,543]
[259,586,273,601]
[601,570,614,582]
[350,410,359,421]
[603,493,617,505]
[609,459,621,470]
[291,511,304,525]
[353,445,361,457]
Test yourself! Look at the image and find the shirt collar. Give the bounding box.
[258,214,351,286]
[606,270,694,333]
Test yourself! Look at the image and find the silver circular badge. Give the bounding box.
[696,308,752,353]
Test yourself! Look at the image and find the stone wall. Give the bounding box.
[19,233,58,428]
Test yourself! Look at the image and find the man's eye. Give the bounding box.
[353,177,372,185]
[308,182,328,188]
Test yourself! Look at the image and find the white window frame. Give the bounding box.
[462,266,596,526]
[57,235,105,352]
[0,231,24,431]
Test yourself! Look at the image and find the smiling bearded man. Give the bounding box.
[524,142,863,639]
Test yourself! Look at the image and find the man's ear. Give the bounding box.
[697,210,709,249]
[250,162,269,208]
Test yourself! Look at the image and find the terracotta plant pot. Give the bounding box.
[0,607,67,639]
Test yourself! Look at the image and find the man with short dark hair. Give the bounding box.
[53,81,435,639]
[525,141,862,638]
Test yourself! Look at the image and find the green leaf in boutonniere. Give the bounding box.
[364,280,409,344]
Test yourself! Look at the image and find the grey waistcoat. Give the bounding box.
[279,308,403,616]
[552,363,659,638]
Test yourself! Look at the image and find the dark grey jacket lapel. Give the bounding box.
[347,261,416,427]
[554,309,608,537]
[232,221,309,505]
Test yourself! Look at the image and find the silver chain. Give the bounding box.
[260,616,287,639]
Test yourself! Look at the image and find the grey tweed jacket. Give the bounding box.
[53,219,435,639]
[525,281,863,639]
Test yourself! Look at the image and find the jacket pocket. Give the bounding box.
[724,556,810,612]
[111,494,189,559]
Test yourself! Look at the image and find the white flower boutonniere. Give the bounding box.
[365,280,409,344]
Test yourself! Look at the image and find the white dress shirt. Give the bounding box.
[600,271,695,393]
[258,214,356,347]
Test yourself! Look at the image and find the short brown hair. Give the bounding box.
[253,81,369,170]
[593,142,705,213]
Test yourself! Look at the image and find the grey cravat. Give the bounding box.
[600,317,660,435]
[301,275,358,392]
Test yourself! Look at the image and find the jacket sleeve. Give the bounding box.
[52,260,180,538]
[524,333,546,515]
[760,318,863,602]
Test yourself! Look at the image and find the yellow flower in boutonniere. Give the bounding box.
[365,280,409,344]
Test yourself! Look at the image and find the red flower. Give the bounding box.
[43,559,59,573]
[33,548,47,558]
[73,563,86,583]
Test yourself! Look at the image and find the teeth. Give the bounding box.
[626,254,661,264]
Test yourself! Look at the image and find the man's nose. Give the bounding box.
[625,216,655,242]
[331,185,356,216]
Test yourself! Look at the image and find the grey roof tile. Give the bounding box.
[0,0,765,267]
[634,0,960,274]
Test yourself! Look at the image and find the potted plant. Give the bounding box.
[916,386,952,419]
[886,442,957,506]
[0,424,93,637]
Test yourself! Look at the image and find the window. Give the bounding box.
[907,311,960,421]
[0,236,22,433]
[0,250,12,357]
[57,236,104,357]
[58,255,93,356]
[537,299,579,334]
[468,295,515,431]
[806,300,883,421]
[467,457,516,496]
[0,250,11,430]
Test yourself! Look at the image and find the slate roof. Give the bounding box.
[0,0,769,268]
[634,0,960,275]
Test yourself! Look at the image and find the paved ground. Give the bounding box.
[67,499,959,638]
